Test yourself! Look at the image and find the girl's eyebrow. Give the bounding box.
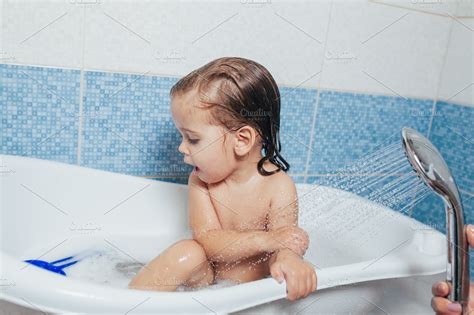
[181,127,199,134]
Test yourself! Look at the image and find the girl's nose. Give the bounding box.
[178,141,188,155]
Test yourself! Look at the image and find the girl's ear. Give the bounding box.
[234,125,257,157]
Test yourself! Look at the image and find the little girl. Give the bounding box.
[128,57,317,301]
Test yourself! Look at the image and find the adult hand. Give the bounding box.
[431,224,474,314]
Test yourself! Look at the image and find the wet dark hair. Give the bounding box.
[170,56,289,176]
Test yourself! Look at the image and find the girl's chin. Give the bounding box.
[192,166,200,175]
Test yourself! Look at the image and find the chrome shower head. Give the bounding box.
[401,127,469,311]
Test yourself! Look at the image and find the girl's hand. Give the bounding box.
[270,250,317,301]
[269,226,309,257]
[431,224,474,314]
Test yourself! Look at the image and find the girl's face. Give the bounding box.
[171,90,237,184]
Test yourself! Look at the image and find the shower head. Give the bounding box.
[401,127,469,311]
[402,128,460,207]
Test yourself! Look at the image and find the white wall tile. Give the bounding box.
[0,0,4,59]
[438,17,474,106]
[3,0,466,101]
[320,0,452,99]
[371,0,459,17]
[82,0,331,87]
[2,0,84,68]
[456,0,473,17]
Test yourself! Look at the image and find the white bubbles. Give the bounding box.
[176,279,236,292]
[66,248,141,288]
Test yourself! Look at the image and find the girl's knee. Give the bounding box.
[171,239,208,268]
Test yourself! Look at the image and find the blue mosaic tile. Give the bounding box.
[0,64,80,163]
[410,192,445,231]
[80,71,192,176]
[462,192,474,228]
[307,91,433,174]
[411,191,474,280]
[429,101,474,194]
[279,87,317,174]
[290,175,305,184]
[411,191,474,234]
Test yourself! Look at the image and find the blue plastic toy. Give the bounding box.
[24,249,102,276]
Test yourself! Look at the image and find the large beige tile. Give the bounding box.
[82,0,331,88]
[2,0,84,68]
[438,17,474,106]
[320,0,451,99]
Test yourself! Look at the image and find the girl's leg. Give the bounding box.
[128,239,215,291]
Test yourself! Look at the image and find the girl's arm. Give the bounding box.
[188,172,278,263]
[266,173,301,266]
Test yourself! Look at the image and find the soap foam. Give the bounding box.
[65,248,238,291]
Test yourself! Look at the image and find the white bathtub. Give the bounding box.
[0,154,448,314]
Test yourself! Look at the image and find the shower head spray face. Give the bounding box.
[401,127,469,311]
[401,127,461,207]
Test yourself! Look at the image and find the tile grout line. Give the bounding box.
[427,7,456,140]
[77,70,84,165]
[408,11,456,218]
[76,5,87,166]
[426,99,438,140]
[303,0,334,184]
[461,189,474,198]
[370,0,474,19]
[303,90,320,184]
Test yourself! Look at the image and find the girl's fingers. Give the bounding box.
[305,271,312,297]
[287,274,298,301]
[312,270,318,292]
[432,281,450,297]
[297,274,305,299]
[274,268,284,283]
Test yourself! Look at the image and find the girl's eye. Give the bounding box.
[188,138,199,145]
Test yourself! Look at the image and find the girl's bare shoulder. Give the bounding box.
[261,166,295,194]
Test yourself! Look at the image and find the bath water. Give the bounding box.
[64,246,237,291]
